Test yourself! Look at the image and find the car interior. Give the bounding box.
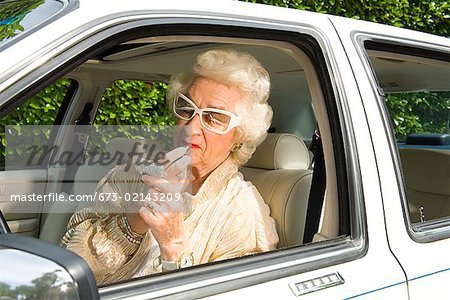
[1,35,344,277]
[366,48,450,224]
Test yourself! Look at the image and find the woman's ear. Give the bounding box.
[233,143,243,151]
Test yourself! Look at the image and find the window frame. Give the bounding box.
[355,34,450,243]
[2,18,366,297]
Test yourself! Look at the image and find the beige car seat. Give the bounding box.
[240,133,313,248]
[399,148,450,222]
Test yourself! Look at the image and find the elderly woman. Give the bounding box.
[61,48,278,285]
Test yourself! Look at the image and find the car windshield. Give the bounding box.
[0,0,76,49]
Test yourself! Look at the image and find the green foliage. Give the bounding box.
[243,0,450,36]
[1,78,68,127]
[0,0,45,43]
[385,92,450,140]
[88,80,176,153]
[0,270,78,299]
[0,79,175,168]
[0,282,13,298]
[244,0,450,139]
[95,80,174,126]
[0,78,69,168]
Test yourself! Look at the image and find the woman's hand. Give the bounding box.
[131,146,191,260]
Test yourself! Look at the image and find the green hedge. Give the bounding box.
[245,0,450,139]
[0,80,174,167]
[243,0,450,37]
[0,0,45,43]
[95,81,173,126]
[0,78,69,168]
[88,80,175,154]
[385,92,450,140]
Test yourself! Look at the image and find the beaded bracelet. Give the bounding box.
[107,217,140,255]
[119,213,143,245]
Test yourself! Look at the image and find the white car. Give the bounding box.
[0,0,449,299]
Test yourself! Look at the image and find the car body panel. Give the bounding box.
[331,15,450,299]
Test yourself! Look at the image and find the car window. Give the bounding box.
[365,43,450,224]
[2,24,356,293]
[0,0,78,50]
[85,80,175,156]
[0,78,74,170]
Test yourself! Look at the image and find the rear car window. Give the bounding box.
[365,43,450,225]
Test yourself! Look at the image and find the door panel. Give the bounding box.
[0,169,48,237]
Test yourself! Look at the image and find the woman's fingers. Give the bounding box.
[139,179,185,213]
[142,176,180,193]
[163,146,189,168]
[163,155,191,180]
[139,202,184,246]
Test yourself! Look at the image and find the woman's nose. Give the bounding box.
[187,113,203,135]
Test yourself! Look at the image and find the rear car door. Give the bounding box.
[332,16,450,299]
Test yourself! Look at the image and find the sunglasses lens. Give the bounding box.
[174,95,195,120]
[201,111,231,132]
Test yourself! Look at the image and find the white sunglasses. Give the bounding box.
[173,92,240,135]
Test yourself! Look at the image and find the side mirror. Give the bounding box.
[0,234,99,300]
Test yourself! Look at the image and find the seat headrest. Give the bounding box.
[244,133,310,170]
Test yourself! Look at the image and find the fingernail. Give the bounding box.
[139,206,152,214]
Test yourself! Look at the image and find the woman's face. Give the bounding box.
[175,77,243,180]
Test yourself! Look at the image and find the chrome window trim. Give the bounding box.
[100,237,363,300]
[352,32,450,243]
[0,0,79,51]
[325,21,366,249]
[1,14,367,298]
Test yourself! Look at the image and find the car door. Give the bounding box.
[0,0,78,239]
[332,16,450,299]
[0,1,408,299]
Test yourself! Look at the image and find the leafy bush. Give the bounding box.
[244,0,450,138]
[94,80,173,126]
[0,79,174,168]
[88,80,175,154]
[0,79,70,168]
[385,92,450,140]
[243,0,450,37]
[0,0,45,43]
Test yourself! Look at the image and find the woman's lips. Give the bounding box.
[183,142,201,150]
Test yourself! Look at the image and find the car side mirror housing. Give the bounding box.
[0,234,99,300]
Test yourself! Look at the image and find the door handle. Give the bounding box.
[289,272,345,296]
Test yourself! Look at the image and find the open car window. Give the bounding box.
[1,22,361,297]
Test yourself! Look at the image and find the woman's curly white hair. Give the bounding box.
[167,48,272,166]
